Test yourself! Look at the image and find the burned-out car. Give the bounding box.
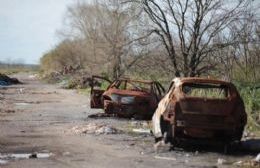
[90,76,165,120]
[153,77,247,145]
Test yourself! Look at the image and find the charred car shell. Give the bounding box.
[90,76,165,120]
[152,77,247,145]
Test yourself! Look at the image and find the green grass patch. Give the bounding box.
[77,88,91,95]
[235,82,260,132]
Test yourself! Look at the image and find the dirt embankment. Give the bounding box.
[0,73,259,168]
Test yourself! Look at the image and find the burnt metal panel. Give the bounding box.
[152,77,247,143]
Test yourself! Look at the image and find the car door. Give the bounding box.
[90,76,112,108]
[153,82,166,101]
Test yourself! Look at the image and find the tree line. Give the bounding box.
[40,0,260,83]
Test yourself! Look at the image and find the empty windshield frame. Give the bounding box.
[182,83,229,99]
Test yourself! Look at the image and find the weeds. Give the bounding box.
[236,83,260,132]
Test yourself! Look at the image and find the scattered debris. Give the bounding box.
[59,76,93,89]
[255,153,260,162]
[29,153,37,159]
[154,155,176,161]
[18,88,25,94]
[194,151,199,155]
[0,73,22,86]
[132,128,151,134]
[72,123,119,135]
[28,74,38,80]
[62,152,71,156]
[233,158,260,167]
[233,160,243,166]
[15,103,30,106]
[31,91,57,95]
[0,159,8,165]
[130,121,150,128]
[153,140,171,153]
[42,71,62,83]
[96,125,118,135]
[88,113,116,118]
[15,101,41,106]
[0,152,53,164]
[217,158,227,165]
[0,153,53,159]
[34,153,53,159]
[0,109,15,113]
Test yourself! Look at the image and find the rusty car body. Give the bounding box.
[152,77,247,145]
[90,76,165,120]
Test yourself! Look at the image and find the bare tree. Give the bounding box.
[60,0,150,79]
[63,2,111,74]
[137,0,250,77]
[227,11,260,82]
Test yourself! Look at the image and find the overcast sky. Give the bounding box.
[0,0,74,64]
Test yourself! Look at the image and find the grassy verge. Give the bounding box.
[235,83,260,134]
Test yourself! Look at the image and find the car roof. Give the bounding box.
[117,78,154,84]
[172,77,231,86]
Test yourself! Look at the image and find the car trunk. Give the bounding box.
[177,97,236,137]
[179,97,233,116]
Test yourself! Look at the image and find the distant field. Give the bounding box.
[0,64,39,74]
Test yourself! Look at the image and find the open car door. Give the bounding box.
[153,81,166,101]
[90,76,112,108]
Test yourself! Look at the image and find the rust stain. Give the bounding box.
[152,77,247,145]
[90,76,165,120]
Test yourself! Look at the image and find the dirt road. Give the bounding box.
[0,73,259,168]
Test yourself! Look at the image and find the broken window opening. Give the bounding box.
[111,80,152,93]
[182,83,229,99]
